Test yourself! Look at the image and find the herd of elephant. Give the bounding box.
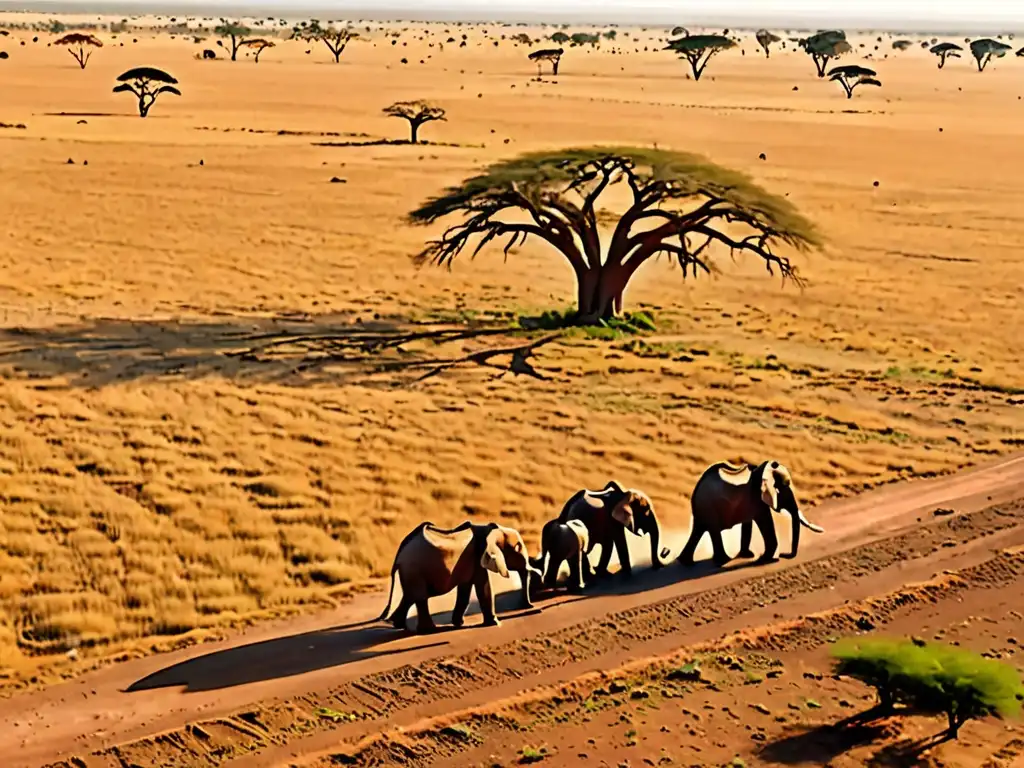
[377,458,825,634]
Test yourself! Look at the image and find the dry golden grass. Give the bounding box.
[0,14,1021,686]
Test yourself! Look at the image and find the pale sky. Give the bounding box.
[4,0,1023,31]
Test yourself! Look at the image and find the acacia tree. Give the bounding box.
[970,38,1011,71]
[293,20,358,62]
[828,65,881,98]
[409,148,820,322]
[892,39,913,51]
[54,32,102,69]
[214,20,250,61]
[239,38,274,63]
[755,29,781,58]
[383,100,446,143]
[528,47,564,76]
[550,31,570,45]
[930,42,962,68]
[113,67,181,117]
[665,34,736,81]
[670,26,690,38]
[800,30,851,77]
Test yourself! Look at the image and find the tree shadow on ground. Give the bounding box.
[760,708,949,767]
[0,312,561,388]
[126,588,538,693]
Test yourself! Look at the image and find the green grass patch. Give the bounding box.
[519,307,656,339]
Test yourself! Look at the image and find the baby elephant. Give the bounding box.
[531,518,592,593]
[377,521,541,634]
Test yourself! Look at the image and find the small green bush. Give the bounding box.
[831,637,1024,738]
[519,307,655,339]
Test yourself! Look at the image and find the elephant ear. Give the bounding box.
[581,492,605,509]
[627,490,653,534]
[611,496,634,529]
[480,528,510,578]
[761,462,780,510]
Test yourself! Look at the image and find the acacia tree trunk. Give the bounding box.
[409,119,420,144]
[575,265,631,321]
[552,57,560,75]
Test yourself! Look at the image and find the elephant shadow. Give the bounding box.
[532,547,768,602]
[124,622,449,694]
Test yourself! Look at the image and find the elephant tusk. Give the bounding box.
[797,509,824,533]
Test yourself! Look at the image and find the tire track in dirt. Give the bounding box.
[46,499,1024,768]
[300,544,1024,768]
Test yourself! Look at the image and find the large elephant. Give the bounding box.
[377,521,541,634]
[677,459,824,567]
[530,518,592,592]
[557,480,668,579]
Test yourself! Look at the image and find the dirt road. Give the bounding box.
[7,453,1024,768]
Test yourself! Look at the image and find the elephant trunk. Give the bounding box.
[789,505,802,559]
[520,565,542,608]
[646,510,666,569]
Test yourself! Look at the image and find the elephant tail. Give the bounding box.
[797,509,824,533]
[376,522,431,622]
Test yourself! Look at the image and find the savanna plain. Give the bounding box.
[0,11,1023,768]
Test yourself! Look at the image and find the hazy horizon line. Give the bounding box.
[0,0,1020,35]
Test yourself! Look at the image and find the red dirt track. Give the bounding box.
[5,453,1024,768]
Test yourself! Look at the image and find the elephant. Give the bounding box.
[377,521,541,634]
[557,480,668,579]
[677,459,825,567]
[530,518,593,592]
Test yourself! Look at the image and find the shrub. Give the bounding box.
[831,637,1024,738]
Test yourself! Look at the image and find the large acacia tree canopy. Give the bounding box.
[409,148,821,318]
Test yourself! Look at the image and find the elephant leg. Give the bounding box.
[389,595,413,631]
[451,583,472,628]
[677,524,706,566]
[710,530,731,567]
[737,520,756,559]
[755,513,779,564]
[613,526,632,579]
[475,572,499,627]
[593,539,613,579]
[568,550,584,592]
[544,555,562,589]
[581,549,594,584]
[414,599,437,634]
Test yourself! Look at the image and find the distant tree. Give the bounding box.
[528,47,564,76]
[603,29,617,40]
[970,38,1012,71]
[755,28,781,58]
[800,30,851,77]
[670,26,689,37]
[214,20,250,61]
[570,32,600,46]
[113,66,180,117]
[511,32,532,45]
[550,31,570,45]
[383,100,446,143]
[930,42,963,68]
[239,38,274,63]
[892,39,913,51]
[828,64,881,98]
[54,32,102,69]
[292,20,358,63]
[409,148,819,322]
[665,34,736,81]
[48,19,65,35]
